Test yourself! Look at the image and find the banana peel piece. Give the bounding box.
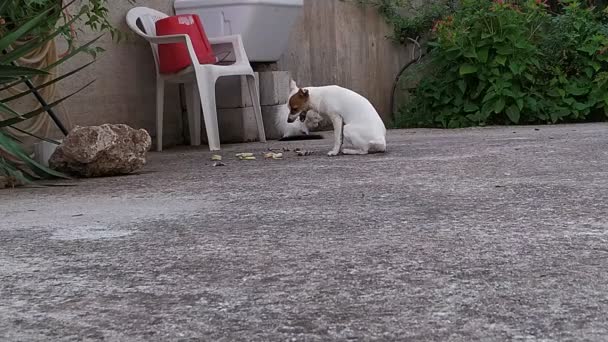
[236,153,254,158]
[264,152,283,160]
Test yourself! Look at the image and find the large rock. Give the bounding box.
[49,124,151,178]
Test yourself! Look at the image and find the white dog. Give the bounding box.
[275,104,323,139]
[287,80,386,156]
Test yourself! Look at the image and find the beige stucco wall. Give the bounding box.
[53,0,411,148]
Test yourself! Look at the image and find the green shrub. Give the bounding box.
[395,0,608,128]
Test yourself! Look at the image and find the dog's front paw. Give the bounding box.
[327,150,340,157]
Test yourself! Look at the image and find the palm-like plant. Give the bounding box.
[0,2,100,185]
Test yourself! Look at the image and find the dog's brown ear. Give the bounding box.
[299,88,309,98]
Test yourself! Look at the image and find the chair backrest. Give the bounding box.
[126,7,170,73]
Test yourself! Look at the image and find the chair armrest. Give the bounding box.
[144,34,200,67]
[209,34,249,65]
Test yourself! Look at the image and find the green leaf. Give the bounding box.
[0,36,101,93]
[0,156,36,184]
[494,97,506,113]
[9,125,61,145]
[573,102,589,111]
[477,47,489,63]
[457,80,467,94]
[495,46,512,56]
[459,64,478,75]
[0,7,54,52]
[495,55,507,66]
[0,130,67,180]
[0,61,95,103]
[0,65,48,78]
[463,49,477,59]
[44,35,103,71]
[464,103,479,112]
[472,82,486,99]
[508,62,522,75]
[0,80,95,127]
[526,97,538,111]
[506,104,520,123]
[524,73,535,83]
[0,102,24,119]
[0,8,86,64]
[482,91,497,103]
[566,84,589,96]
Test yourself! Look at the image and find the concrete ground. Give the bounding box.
[1,124,608,341]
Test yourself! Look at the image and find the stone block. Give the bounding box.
[215,74,258,109]
[262,105,287,140]
[201,107,260,144]
[258,71,291,106]
[215,71,290,108]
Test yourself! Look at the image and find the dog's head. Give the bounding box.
[287,80,311,123]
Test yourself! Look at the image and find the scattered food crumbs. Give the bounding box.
[297,150,314,156]
[282,147,291,152]
[213,161,226,167]
[236,153,254,157]
[264,152,283,160]
[236,153,256,160]
[211,155,222,161]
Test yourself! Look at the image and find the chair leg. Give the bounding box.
[156,78,165,152]
[195,70,221,151]
[247,73,266,143]
[184,82,201,146]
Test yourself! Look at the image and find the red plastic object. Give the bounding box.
[155,14,217,74]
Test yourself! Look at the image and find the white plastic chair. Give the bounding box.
[126,7,266,151]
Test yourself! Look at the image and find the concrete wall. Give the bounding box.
[54,0,412,148]
[278,0,413,121]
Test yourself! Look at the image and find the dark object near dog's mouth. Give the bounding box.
[279,134,323,141]
[287,111,308,123]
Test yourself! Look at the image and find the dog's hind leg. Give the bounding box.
[368,137,387,153]
[341,124,369,155]
[327,115,344,156]
[342,148,369,155]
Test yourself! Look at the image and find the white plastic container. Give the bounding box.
[33,140,60,167]
[174,0,303,62]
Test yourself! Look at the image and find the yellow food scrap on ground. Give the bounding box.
[236,153,254,158]
[264,152,283,160]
